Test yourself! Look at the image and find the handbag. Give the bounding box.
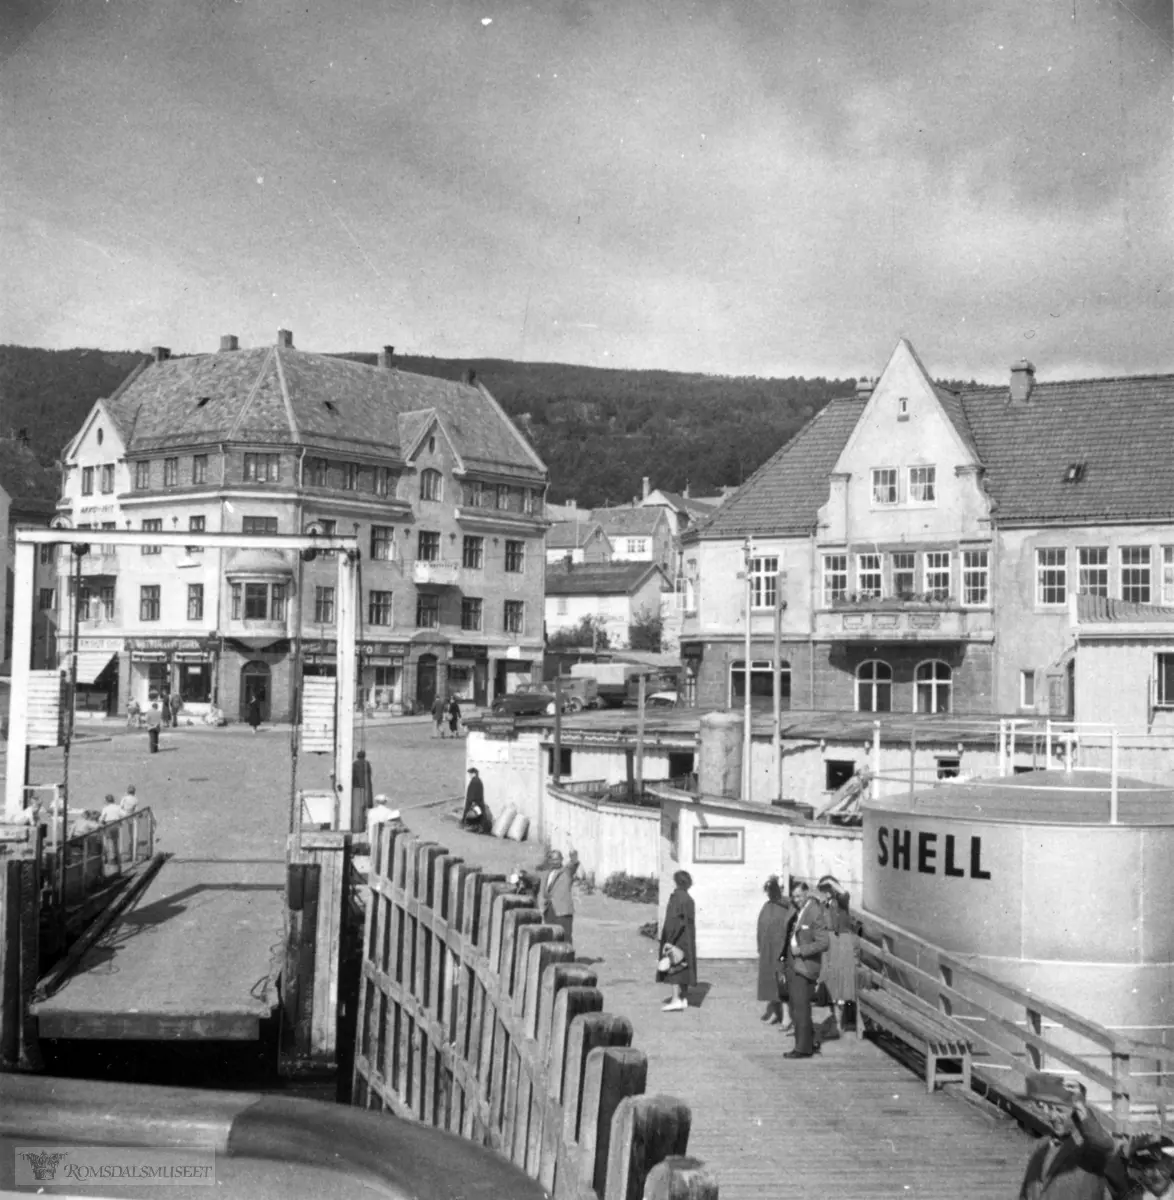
[657,942,686,973]
[774,964,790,1002]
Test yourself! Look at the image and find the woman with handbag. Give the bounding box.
[656,870,697,1012]
[756,876,792,1027]
[816,875,856,1035]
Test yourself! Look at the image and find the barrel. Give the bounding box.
[698,711,744,799]
[505,813,530,842]
[491,804,518,839]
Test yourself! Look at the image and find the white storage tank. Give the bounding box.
[698,711,743,800]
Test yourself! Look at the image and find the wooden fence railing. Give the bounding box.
[856,908,1173,1134]
[352,824,718,1199]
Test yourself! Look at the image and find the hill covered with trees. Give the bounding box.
[1,344,858,506]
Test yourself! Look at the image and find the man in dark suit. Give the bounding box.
[783,880,829,1059]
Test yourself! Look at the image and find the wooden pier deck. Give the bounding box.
[32,854,284,1040]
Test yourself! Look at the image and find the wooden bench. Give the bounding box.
[857,980,974,1094]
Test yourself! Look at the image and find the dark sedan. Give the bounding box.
[490,688,571,717]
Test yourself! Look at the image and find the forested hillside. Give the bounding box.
[0,344,856,506]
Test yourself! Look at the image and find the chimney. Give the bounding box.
[1010,359,1035,404]
[152,346,171,363]
[642,476,650,500]
[377,345,395,369]
[277,329,294,348]
[219,334,239,352]
[855,377,873,397]
[462,368,476,385]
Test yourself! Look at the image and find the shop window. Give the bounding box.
[825,760,856,791]
[693,827,744,863]
[179,662,212,704]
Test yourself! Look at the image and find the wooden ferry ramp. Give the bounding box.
[31,854,284,1041]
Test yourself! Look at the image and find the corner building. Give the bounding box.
[56,331,548,722]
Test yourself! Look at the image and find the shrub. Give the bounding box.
[601,872,659,904]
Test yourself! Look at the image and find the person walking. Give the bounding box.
[448,696,462,738]
[461,768,491,833]
[144,701,163,754]
[431,694,447,738]
[816,875,857,1034]
[160,691,172,729]
[247,692,262,734]
[170,693,183,727]
[351,749,374,833]
[126,698,141,729]
[783,879,829,1059]
[535,848,580,943]
[756,875,792,1027]
[657,870,697,1013]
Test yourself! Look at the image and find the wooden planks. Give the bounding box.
[352,822,714,1200]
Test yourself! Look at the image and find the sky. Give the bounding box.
[1,0,1170,382]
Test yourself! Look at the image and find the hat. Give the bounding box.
[467,767,478,774]
[1020,1071,1086,1106]
[540,849,564,868]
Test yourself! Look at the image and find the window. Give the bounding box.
[139,585,160,621]
[188,515,205,553]
[936,757,961,779]
[524,489,537,516]
[244,583,268,619]
[871,467,898,505]
[505,540,525,573]
[314,586,335,624]
[496,484,510,510]
[461,597,483,631]
[693,828,744,864]
[81,467,93,495]
[909,465,936,503]
[420,469,443,501]
[416,593,440,629]
[915,660,952,713]
[134,461,150,490]
[892,552,916,598]
[464,480,484,507]
[98,584,114,620]
[1155,653,1174,707]
[99,521,116,554]
[187,583,204,621]
[100,464,115,493]
[272,585,287,621]
[625,537,649,555]
[306,457,328,488]
[342,462,360,491]
[417,531,441,562]
[925,551,951,601]
[962,550,989,606]
[370,526,395,561]
[319,519,337,536]
[374,466,391,497]
[503,600,525,634]
[1121,546,1152,604]
[825,761,856,791]
[163,457,178,486]
[243,516,279,535]
[857,660,892,712]
[823,554,848,604]
[856,553,883,598]
[243,453,279,482]
[192,455,207,485]
[1036,548,1067,605]
[368,590,393,626]
[1021,670,1036,709]
[1073,547,1108,597]
[462,535,484,569]
[546,747,573,776]
[230,583,241,619]
[731,659,791,713]
[141,518,162,554]
[750,556,779,608]
[39,544,55,566]
[38,588,55,611]
[1163,548,1174,605]
[897,396,909,419]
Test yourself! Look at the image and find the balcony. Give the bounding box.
[412,559,461,586]
[814,597,994,643]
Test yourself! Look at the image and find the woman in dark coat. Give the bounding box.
[656,870,697,1012]
[817,874,857,1033]
[246,693,262,733]
[756,876,792,1026]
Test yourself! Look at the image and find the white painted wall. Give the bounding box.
[541,785,660,883]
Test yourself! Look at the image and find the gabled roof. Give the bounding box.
[958,374,1174,524]
[687,397,867,540]
[590,506,668,536]
[100,345,546,480]
[644,490,716,522]
[545,561,667,597]
[547,520,607,550]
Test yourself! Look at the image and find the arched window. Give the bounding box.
[730,659,791,713]
[856,660,892,713]
[915,660,952,713]
[420,468,443,501]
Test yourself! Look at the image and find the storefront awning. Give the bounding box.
[74,651,117,685]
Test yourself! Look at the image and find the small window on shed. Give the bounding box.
[825,760,856,791]
[936,756,961,779]
[668,751,695,779]
[693,827,744,864]
[546,747,572,776]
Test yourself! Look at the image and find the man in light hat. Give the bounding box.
[533,847,580,943]
[461,768,491,834]
[1016,1073,1112,1200]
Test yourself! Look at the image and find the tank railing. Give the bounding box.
[40,808,157,918]
[855,907,1172,1133]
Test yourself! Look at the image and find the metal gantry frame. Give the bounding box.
[3,528,362,823]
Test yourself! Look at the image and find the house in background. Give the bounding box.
[680,338,1174,727]
[544,520,613,565]
[591,505,674,577]
[545,560,670,651]
[1,435,60,673]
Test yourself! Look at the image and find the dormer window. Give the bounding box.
[1063,463,1086,484]
[898,396,909,420]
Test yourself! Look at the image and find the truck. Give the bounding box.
[569,661,641,708]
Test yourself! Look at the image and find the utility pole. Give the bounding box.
[773,567,787,803]
[742,537,753,802]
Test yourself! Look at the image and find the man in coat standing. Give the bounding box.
[783,880,829,1059]
[534,848,580,942]
[461,768,490,833]
[351,749,374,833]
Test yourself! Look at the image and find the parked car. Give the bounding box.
[645,690,679,709]
[491,687,572,717]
